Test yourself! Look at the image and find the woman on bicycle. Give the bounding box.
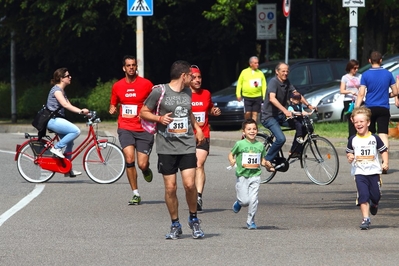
[46,68,89,177]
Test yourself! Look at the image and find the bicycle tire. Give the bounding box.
[255,133,277,184]
[16,140,55,183]
[302,136,339,185]
[84,142,126,184]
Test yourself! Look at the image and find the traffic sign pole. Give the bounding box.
[349,8,358,61]
[136,16,144,76]
[343,1,365,61]
[127,0,154,77]
[283,0,291,64]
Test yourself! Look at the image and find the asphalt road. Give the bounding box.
[1,132,399,265]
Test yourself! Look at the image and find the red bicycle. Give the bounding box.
[15,111,126,184]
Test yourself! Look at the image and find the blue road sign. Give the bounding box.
[127,0,153,16]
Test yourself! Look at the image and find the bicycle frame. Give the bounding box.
[15,115,107,174]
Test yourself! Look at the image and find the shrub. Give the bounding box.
[17,83,49,119]
[86,78,116,121]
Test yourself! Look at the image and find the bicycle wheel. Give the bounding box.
[16,141,55,183]
[255,133,277,184]
[302,136,339,185]
[84,142,126,184]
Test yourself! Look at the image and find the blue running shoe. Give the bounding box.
[370,201,378,216]
[232,201,241,213]
[165,222,182,240]
[360,218,370,230]
[247,222,257,230]
[188,217,204,239]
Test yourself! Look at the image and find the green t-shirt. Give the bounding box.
[230,139,266,178]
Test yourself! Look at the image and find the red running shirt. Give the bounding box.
[191,89,214,138]
[110,76,153,131]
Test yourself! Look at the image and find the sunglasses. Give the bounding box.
[63,74,71,78]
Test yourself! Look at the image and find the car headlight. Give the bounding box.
[227,100,244,107]
[319,93,343,105]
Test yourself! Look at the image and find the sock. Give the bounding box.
[133,189,139,196]
[172,218,179,224]
[189,212,197,220]
[198,193,202,199]
[364,217,370,221]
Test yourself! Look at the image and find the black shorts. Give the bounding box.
[368,107,390,134]
[243,97,262,113]
[117,129,154,155]
[157,153,197,175]
[196,138,210,152]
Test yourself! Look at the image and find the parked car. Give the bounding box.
[311,61,399,122]
[209,58,347,129]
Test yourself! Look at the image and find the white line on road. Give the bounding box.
[0,149,46,227]
[0,184,45,227]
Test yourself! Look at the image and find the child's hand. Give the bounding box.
[347,153,355,163]
[229,158,236,166]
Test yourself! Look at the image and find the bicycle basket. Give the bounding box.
[302,117,314,134]
[29,141,52,156]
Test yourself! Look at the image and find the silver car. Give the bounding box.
[305,61,399,122]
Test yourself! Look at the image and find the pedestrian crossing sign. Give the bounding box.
[127,0,153,16]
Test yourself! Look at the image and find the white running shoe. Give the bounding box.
[50,147,64,158]
[64,170,82,177]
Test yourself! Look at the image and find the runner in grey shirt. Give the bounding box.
[140,60,205,240]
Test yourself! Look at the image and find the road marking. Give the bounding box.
[0,184,45,227]
[0,149,46,227]
[0,149,16,155]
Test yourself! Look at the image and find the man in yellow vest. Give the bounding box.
[236,56,267,121]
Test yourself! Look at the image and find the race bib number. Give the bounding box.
[242,153,261,169]
[167,117,189,135]
[354,145,376,163]
[193,112,205,126]
[121,104,138,118]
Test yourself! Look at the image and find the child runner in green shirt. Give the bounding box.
[228,119,267,229]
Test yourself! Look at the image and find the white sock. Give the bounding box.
[133,190,140,196]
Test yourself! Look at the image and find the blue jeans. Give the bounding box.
[47,117,80,159]
[261,114,289,161]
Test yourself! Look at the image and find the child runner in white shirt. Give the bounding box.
[346,106,388,230]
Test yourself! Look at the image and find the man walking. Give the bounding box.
[236,56,267,121]
[140,60,205,239]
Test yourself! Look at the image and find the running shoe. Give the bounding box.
[359,218,370,230]
[247,222,257,230]
[142,168,153,183]
[232,201,241,213]
[165,222,182,240]
[370,201,378,216]
[128,195,141,205]
[188,217,204,239]
[197,197,203,211]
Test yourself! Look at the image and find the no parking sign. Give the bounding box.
[257,4,277,40]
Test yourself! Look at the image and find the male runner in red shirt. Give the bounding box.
[109,55,154,205]
[190,65,221,211]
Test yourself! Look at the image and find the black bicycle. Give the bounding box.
[255,113,339,185]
